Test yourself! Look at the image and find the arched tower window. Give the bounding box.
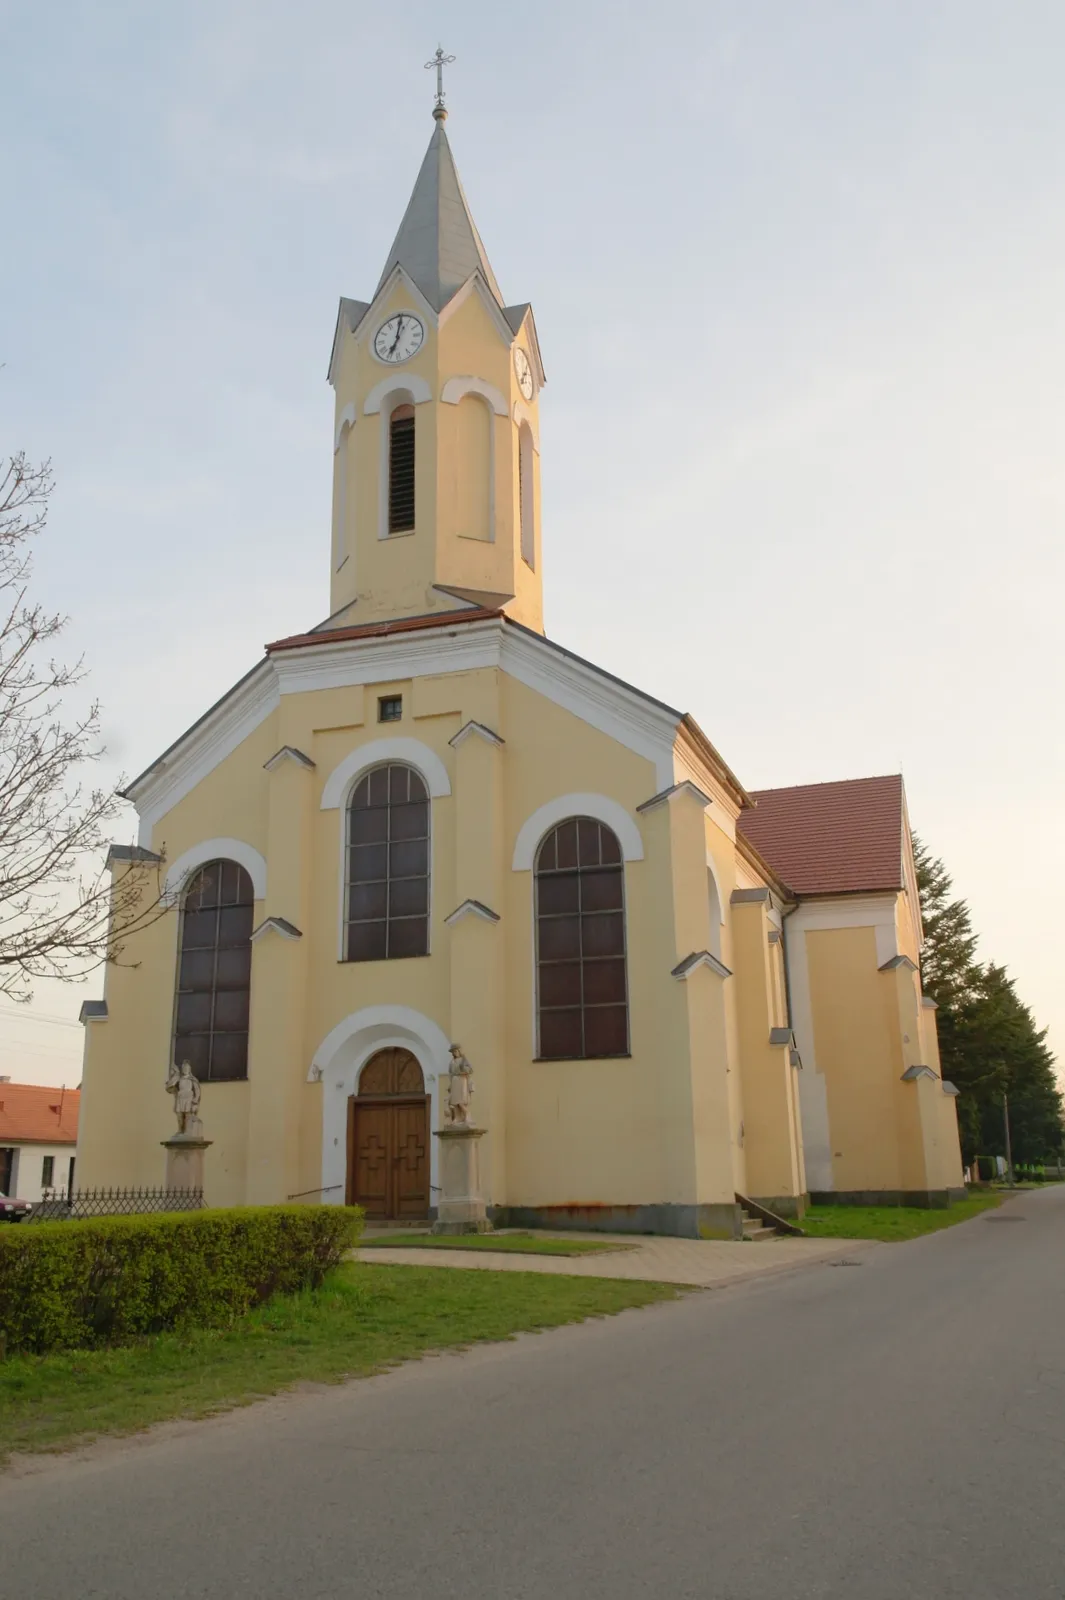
[519,422,535,569]
[535,818,628,1059]
[388,404,416,533]
[174,860,253,1082]
[346,763,430,961]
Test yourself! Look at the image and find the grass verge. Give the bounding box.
[0,1263,681,1467]
[359,1231,628,1256]
[801,1192,1003,1242]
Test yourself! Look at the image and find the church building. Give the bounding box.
[76,94,964,1234]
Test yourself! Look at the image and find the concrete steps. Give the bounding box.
[741,1213,779,1242]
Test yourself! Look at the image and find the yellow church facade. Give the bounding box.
[76,108,963,1235]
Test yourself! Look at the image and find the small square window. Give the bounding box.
[378,696,403,723]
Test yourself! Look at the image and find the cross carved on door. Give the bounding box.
[395,1131,424,1170]
[362,1133,387,1173]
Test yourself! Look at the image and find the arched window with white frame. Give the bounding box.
[345,763,430,961]
[535,817,629,1059]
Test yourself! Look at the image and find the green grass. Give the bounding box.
[801,1192,1003,1242]
[359,1231,629,1256]
[0,1263,681,1466]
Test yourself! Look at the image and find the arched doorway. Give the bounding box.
[346,1047,429,1220]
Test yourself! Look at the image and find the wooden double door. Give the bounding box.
[346,1047,429,1220]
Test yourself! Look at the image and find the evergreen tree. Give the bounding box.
[913,837,1062,1165]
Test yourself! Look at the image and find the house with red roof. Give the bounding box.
[0,1082,79,1202]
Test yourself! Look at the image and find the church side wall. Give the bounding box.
[805,926,904,1194]
[500,677,713,1222]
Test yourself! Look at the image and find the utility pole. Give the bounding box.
[1003,1090,1015,1188]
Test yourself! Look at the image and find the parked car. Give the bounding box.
[0,1193,33,1221]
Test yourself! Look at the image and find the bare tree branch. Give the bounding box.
[0,449,165,1001]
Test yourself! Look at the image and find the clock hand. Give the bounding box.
[389,317,404,356]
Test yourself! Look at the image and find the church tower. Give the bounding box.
[326,92,546,632]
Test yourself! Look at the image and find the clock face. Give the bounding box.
[374,314,424,364]
[514,346,535,401]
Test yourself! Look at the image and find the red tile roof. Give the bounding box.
[0,1083,80,1145]
[267,607,503,654]
[737,774,905,896]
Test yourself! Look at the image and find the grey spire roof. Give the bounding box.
[376,121,503,311]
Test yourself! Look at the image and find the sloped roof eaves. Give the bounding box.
[121,656,275,801]
[0,1085,80,1145]
[677,714,753,812]
[737,774,905,897]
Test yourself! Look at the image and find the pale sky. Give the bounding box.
[1,0,1062,1089]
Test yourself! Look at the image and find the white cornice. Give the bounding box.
[449,719,504,749]
[355,266,439,340]
[500,627,678,792]
[636,780,712,814]
[272,618,501,697]
[444,899,500,926]
[263,745,315,772]
[127,619,683,839]
[127,660,279,845]
[672,950,732,980]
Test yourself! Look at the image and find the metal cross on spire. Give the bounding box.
[425,45,456,121]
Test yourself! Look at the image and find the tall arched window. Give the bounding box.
[518,422,534,568]
[388,404,415,533]
[174,860,253,1082]
[346,763,430,961]
[535,818,628,1059]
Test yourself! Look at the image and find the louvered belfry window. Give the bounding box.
[388,404,416,533]
[174,860,253,1082]
[346,763,430,960]
[535,819,629,1059]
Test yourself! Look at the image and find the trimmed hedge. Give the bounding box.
[0,1205,363,1355]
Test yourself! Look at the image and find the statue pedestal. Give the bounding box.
[162,1130,212,1194]
[432,1124,491,1234]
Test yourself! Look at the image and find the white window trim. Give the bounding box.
[440,374,507,415]
[511,794,644,871]
[320,738,451,810]
[163,838,267,904]
[363,373,432,415]
[323,742,447,963]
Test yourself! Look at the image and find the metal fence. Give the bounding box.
[26,1186,204,1222]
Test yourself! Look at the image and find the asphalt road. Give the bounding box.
[3,1187,1065,1600]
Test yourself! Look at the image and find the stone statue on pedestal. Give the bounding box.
[162,1060,211,1194]
[165,1060,203,1136]
[432,1043,490,1235]
[445,1043,474,1126]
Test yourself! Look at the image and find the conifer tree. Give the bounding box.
[913,837,1062,1164]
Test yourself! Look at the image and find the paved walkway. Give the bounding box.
[356,1230,871,1287]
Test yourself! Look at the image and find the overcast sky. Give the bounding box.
[1,0,1061,1090]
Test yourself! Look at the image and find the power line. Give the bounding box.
[0,1005,84,1031]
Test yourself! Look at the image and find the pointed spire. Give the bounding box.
[375,121,504,313]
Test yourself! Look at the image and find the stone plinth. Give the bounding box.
[162,1131,212,1193]
[432,1124,491,1234]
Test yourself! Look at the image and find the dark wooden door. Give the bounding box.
[349,1102,392,1218]
[346,1048,429,1219]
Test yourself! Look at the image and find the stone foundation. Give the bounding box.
[491,1202,744,1240]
